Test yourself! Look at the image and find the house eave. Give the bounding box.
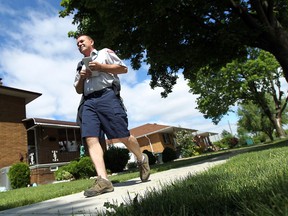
[135,126,198,139]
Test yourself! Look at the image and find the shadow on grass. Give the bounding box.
[153,139,288,173]
[108,140,288,216]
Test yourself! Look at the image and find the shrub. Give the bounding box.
[54,156,96,180]
[104,146,130,173]
[162,147,177,163]
[76,156,96,179]
[143,150,157,165]
[127,162,138,170]
[213,140,229,150]
[175,130,200,158]
[54,168,73,181]
[228,137,239,148]
[65,160,80,179]
[8,163,30,189]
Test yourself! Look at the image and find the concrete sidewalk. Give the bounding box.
[0,155,230,216]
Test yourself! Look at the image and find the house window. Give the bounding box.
[162,133,171,145]
[58,128,80,152]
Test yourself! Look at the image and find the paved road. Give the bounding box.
[0,153,232,216]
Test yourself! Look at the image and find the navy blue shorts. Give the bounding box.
[81,88,130,139]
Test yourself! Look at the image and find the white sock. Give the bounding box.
[99,175,109,181]
[142,154,145,162]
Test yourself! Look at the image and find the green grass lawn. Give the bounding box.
[100,140,288,216]
[1,140,288,215]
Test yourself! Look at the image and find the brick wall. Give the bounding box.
[0,94,26,122]
[0,94,27,168]
[138,133,176,154]
[0,122,28,168]
[30,167,56,185]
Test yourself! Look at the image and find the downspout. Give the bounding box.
[145,135,154,154]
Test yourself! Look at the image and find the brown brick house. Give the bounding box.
[22,118,82,185]
[0,85,83,187]
[0,85,41,168]
[195,131,218,151]
[129,123,198,154]
[108,123,218,162]
[108,123,199,161]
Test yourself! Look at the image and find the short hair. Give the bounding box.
[76,34,94,47]
[76,34,93,41]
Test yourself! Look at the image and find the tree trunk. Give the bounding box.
[273,116,286,138]
[256,93,286,138]
[260,28,288,83]
[264,131,274,141]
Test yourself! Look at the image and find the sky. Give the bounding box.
[0,0,240,140]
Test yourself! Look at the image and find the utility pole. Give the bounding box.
[228,120,233,135]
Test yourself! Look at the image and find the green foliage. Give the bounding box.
[175,130,199,157]
[126,162,137,170]
[142,150,157,165]
[54,156,96,180]
[228,137,239,148]
[59,0,288,97]
[237,135,252,147]
[54,168,73,181]
[215,130,239,149]
[104,146,130,173]
[102,142,288,216]
[8,163,30,189]
[162,147,177,163]
[222,136,239,149]
[253,133,269,144]
[213,140,229,150]
[189,49,287,128]
[237,100,276,141]
[74,156,96,179]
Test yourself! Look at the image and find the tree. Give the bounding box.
[237,101,275,141]
[188,49,288,137]
[218,130,239,148]
[175,129,200,157]
[60,0,288,96]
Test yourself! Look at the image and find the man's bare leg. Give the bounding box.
[119,135,150,182]
[86,137,108,179]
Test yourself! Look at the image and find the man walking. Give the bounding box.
[74,35,150,197]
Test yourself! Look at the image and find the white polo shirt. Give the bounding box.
[74,48,126,96]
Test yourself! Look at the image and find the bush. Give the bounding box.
[213,140,229,150]
[228,137,239,148]
[104,146,130,173]
[175,130,200,158]
[8,163,30,189]
[76,156,96,179]
[143,150,157,165]
[54,156,96,180]
[127,162,138,170]
[54,168,73,181]
[162,147,177,163]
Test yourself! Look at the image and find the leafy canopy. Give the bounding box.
[59,0,288,96]
[188,49,285,124]
[237,100,275,140]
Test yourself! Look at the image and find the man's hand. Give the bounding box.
[88,61,103,71]
[80,69,92,79]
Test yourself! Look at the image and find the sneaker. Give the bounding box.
[138,153,150,182]
[84,176,114,197]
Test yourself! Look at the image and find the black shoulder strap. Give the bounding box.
[76,60,83,73]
